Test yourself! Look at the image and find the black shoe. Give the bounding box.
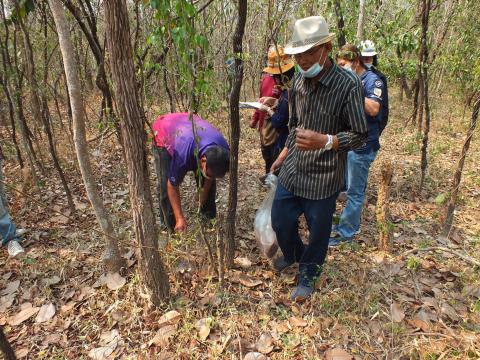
[273,256,294,272]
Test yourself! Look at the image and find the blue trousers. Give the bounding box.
[0,206,17,246]
[271,182,338,285]
[336,149,378,238]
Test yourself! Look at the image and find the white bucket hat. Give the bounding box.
[359,40,378,56]
[284,16,335,55]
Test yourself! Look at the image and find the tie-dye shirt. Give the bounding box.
[152,113,229,186]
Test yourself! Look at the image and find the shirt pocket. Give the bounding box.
[303,111,343,135]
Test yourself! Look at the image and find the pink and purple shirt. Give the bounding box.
[153,113,229,186]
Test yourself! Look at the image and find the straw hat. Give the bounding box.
[263,45,295,74]
[284,16,335,55]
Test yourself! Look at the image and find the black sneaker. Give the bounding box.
[272,256,294,272]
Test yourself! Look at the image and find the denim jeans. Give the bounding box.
[336,149,378,239]
[0,202,17,246]
[271,182,338,285]
[152,146,216,231]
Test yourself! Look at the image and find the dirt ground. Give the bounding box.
[1,87,479,359]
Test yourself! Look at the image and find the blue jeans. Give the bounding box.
[0,204,17,246]
[336,149,378,239]
[271,182,338,285]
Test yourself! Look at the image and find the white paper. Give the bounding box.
[239,101,263,110]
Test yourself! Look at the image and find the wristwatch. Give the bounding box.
[324,134,333,150]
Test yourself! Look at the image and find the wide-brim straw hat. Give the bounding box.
[263,45,295,74]
[284,16,335,55]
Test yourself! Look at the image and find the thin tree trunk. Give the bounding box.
[40,5,75,213]
[442,94,479,236]
[225,0,247,267]
[104,0,169,304]
[356,0,365,42]
[419,0,432,191]
[0,326,16,360]
[49,0,125,272]
[333,0,346,47]
[376,160,393,251]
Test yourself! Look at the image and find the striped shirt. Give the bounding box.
[278,62,368,200]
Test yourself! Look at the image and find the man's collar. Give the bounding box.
[316,58,338,87]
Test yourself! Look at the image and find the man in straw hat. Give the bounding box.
[269,16,368,300]
[251,45,295,183]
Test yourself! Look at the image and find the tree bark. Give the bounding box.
[356,0,365,42]
[225,0,247,267]
[419,0,432,191]
[49,0,125,272]
[104,0,169,304]
[442,94,479,237]
[333,0,346,48]
[376,160,393,251]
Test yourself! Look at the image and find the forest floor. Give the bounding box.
[1,87,479,359]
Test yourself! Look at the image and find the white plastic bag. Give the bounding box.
[254,174,279,258]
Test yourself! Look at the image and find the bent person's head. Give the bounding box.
[336,44,363,74]
[201,146,230,179]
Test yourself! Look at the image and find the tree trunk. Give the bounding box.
[356,0,365,42]
[225,0,247,267]
[0,326,16,360]
[419,0,432,191]
[376,160,393,251]
[49,0,124,272]
[333,0,346,47]
[104,0,169,304]
[442,94,479,236]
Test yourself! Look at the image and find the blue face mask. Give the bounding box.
[298,49,326,78]
[298,62,322,78]
[365,63,373,69]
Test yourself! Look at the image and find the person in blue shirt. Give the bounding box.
[359,40,389,135]
[330,44,384,245]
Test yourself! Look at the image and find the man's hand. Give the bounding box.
[270,158,283,174]
[174,217,187,232]
[259,104,275,116]
[296,128,327,151]
[270,147,288,173]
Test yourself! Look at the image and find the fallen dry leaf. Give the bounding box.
[289,316,308,327]
[60,301,76,313]
[0,293,16,312]
[196,318,212,341]
[1,280,20,296]
[244,352,267,360]
[88,343,117,360]
[148,325,177,347]
[440,302,459,322]
[15,348,29,359]
[158,310,182,327]
[89,329,120,360]
[325,347,355,360]
[238,274,263,288]
[391,302,405,323]
[234,257,253,268]
[409,318,430,332]
[255,332,274,354]
[7,303,39,326]
[98,272,126,291]
[36,303,56,323]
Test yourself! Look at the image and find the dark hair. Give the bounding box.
[372,55,378,67]
[274,67,295,85]
[204,146,230,178]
